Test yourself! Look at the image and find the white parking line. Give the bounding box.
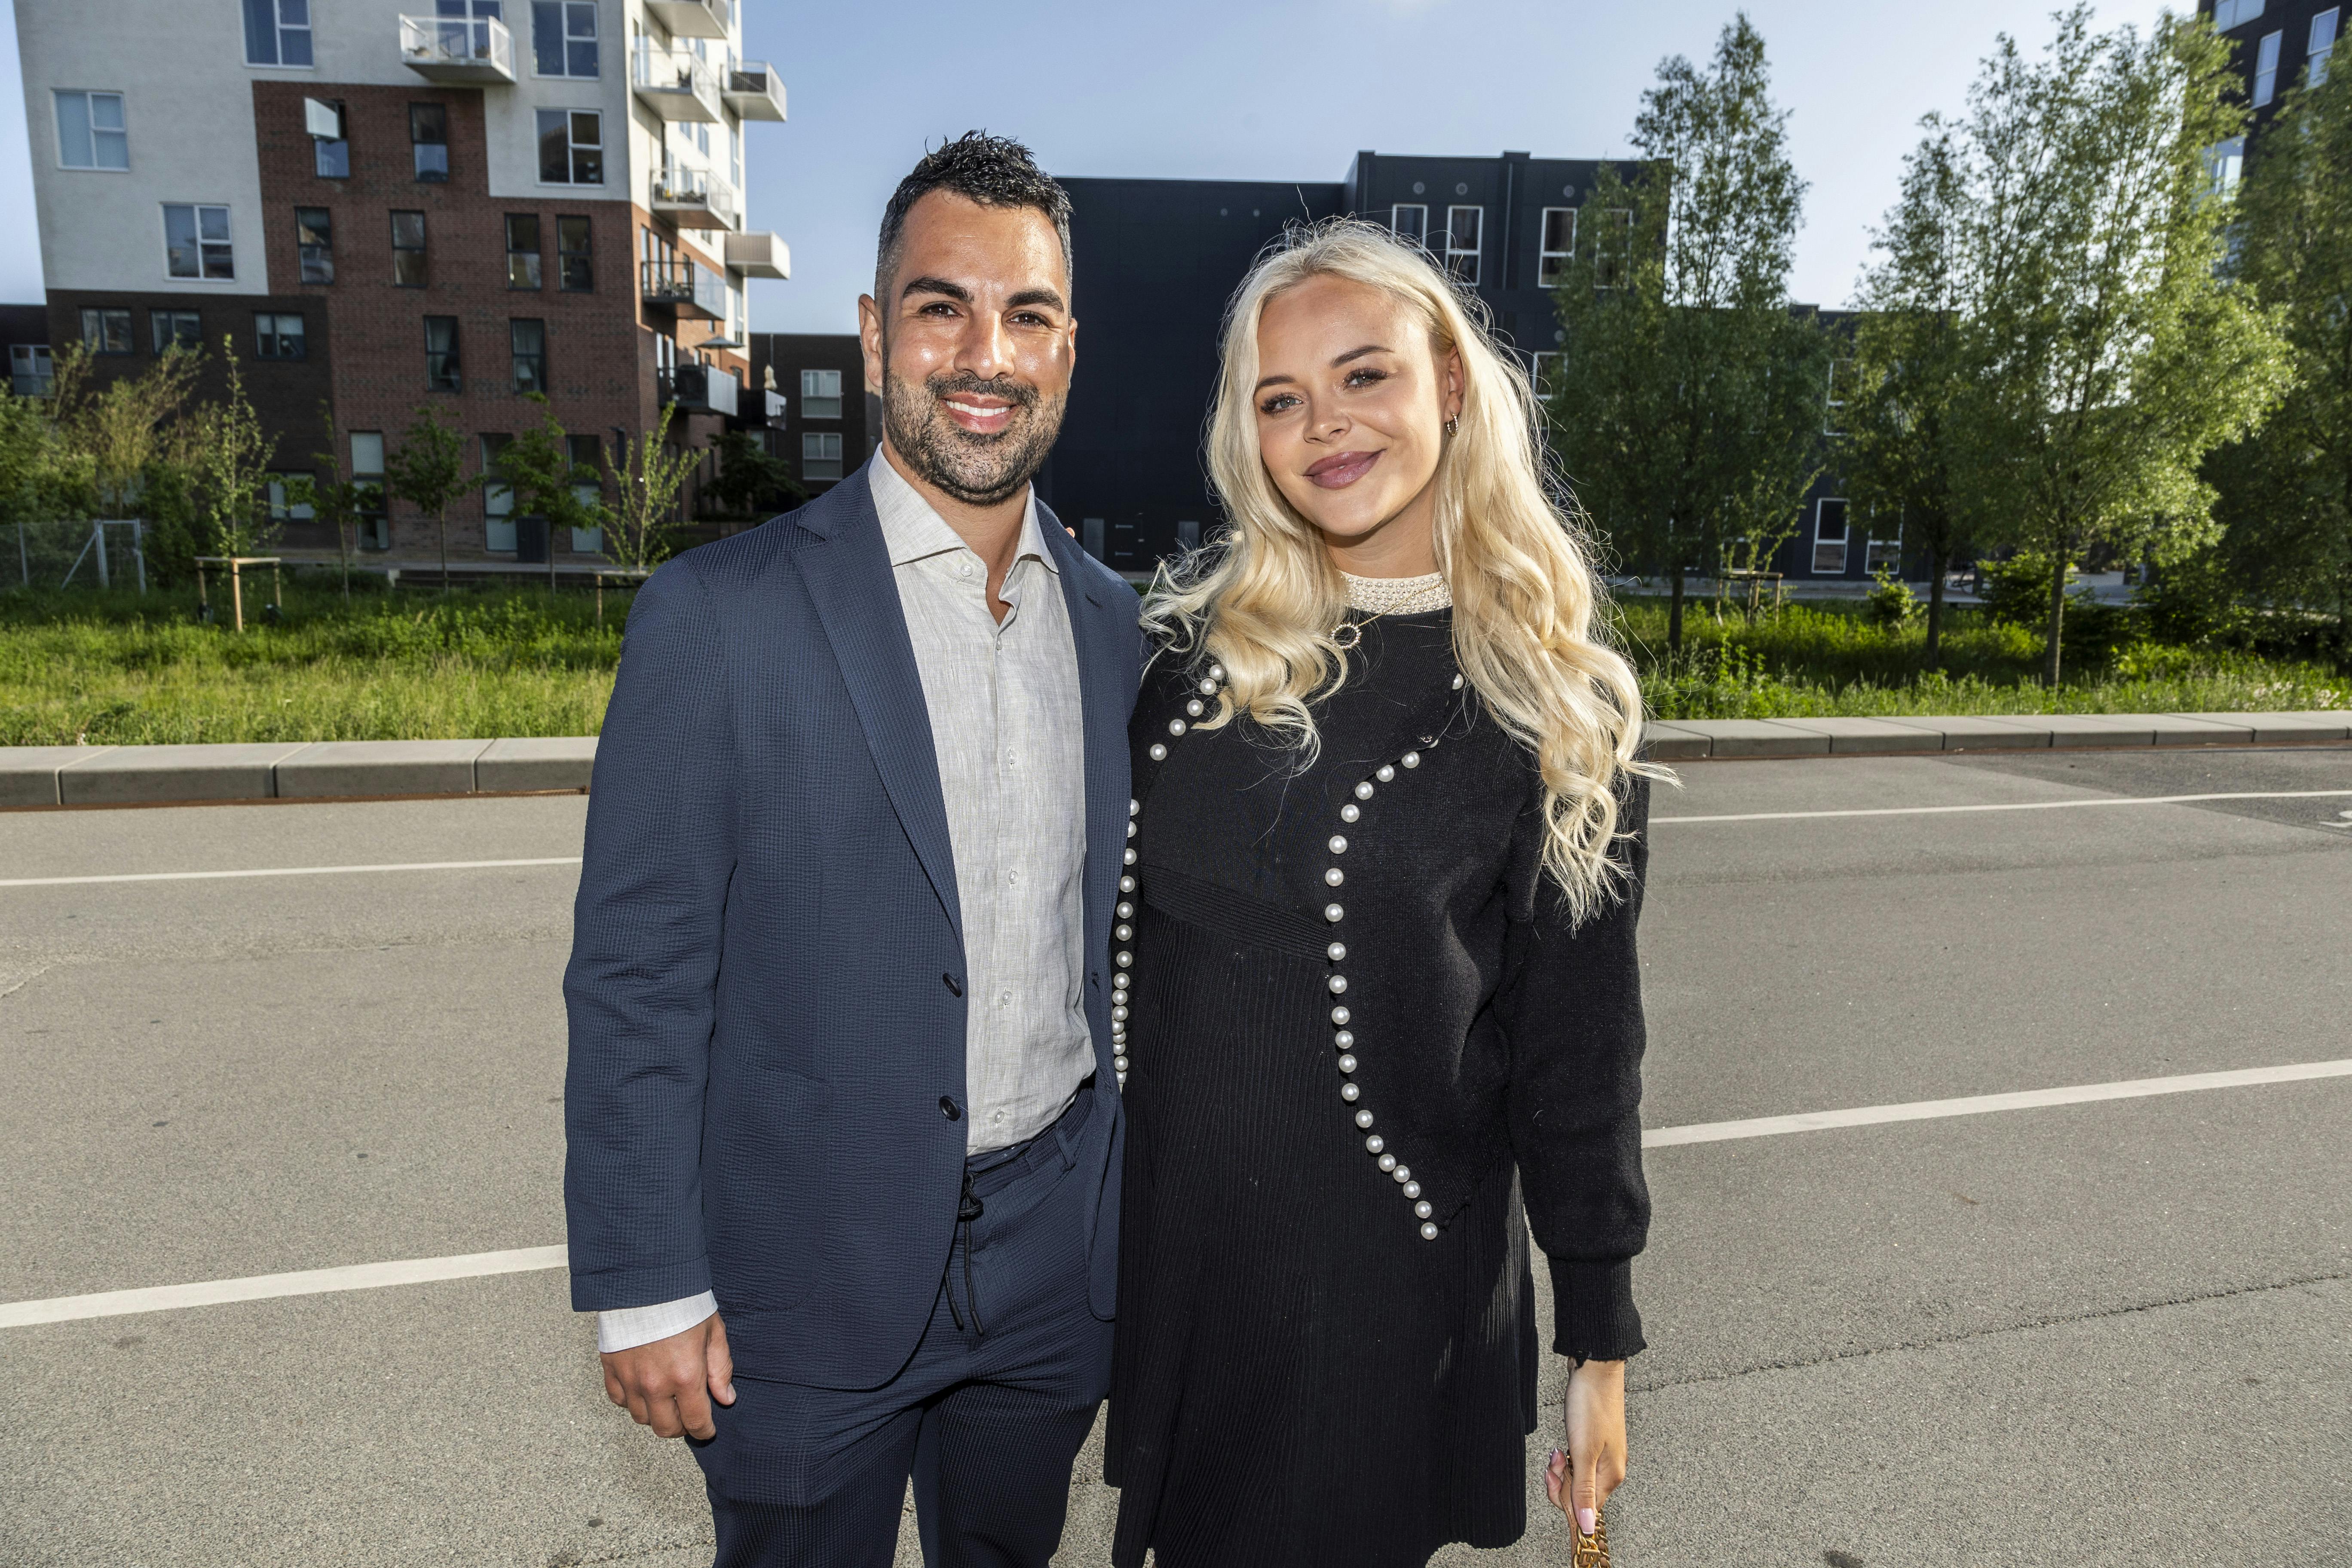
[0,857,583,890]
[6,1058,2347,1331]
[1653,789,2352,825]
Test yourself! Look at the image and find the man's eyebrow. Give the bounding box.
[1006,287,1066,312]
[900,275,971,303]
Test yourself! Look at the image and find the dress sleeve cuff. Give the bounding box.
[596,1291,717,1354]
[1549,1257,1645,1361]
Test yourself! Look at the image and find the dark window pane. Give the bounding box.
[531,0,563,73]
[280,25,312,65]
[537,110,568,183]
[569,36,596,76]
[571,143,601,185]
[315,138,349,178]
[505,213,539,252]
[410,103,447,143]
[391,210,426,248]
[557,215,591,291]
[414,144,449,181]
[425,316,461,389]
[243,0,279,63]
[164,205,200,277]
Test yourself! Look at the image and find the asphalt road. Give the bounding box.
[1,743,2347,1568]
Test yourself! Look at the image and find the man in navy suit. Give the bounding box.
[564,133,1141,1568]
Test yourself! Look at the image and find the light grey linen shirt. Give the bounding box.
[598,456,1095,1353]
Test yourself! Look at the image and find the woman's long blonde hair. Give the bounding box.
[1141,218,1652,920]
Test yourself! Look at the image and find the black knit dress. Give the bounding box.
[1105,610,1653,1568]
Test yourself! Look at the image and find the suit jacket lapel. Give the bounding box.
[794,466,963,942]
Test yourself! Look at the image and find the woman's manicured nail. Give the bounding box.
[1576,1506,1597,1534]
[1548,1448,1565,1468]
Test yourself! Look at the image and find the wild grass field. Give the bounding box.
[0,579,2343,747]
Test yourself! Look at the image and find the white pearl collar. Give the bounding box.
[1340,570,1452,617]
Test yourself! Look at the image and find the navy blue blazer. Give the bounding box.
[563,460,1141,1388]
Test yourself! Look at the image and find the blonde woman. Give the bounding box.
[1103,219,1655,1568]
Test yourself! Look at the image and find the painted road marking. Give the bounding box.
[1653,789,2352,826]
[6,1059,2348,1330]
[1645,1058,2352,1147]
[0,857,583,890]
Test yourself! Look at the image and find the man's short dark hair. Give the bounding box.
[876,132,1074,301]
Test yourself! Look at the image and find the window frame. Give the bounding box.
[295,206,333,284]
[162,202,235,282]
[1811,498,1851,576]
[253,310,307,361]
[54,89,130,172]
[2255,30,2283,105]
[1592,208,1634,288]
[1865,516,1904,576]
[391,210,428,288]
[80,307,135,356]
[2311,7,2340,86]
[150,309,202,355]
[2214,0,2266,28]
[556,215,593,291]
[536,108,604,187]
[1442,205,1483,285]
[1389,204,1427,248]
[505,213,543,289]
[510,317,548,395]
[242,0,314,68]
[531,0,600,79]
[799,367,844,419]
[350,431,390,549]
[480,433,517,551]
[1536,207,1577,287]
[424,314,462,392]
[802,431,844,481]
[410,102,450,183]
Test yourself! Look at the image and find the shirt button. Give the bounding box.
[998,990,1013,1008]
[1004,750,1019,767]
[1007,870,1021,885]
[956,560,974,579]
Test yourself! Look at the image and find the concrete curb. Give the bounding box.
[0,711,2343,805]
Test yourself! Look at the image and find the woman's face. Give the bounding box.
[1252,274,1462,567]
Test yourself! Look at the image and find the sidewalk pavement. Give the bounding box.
[0,713,2345,808]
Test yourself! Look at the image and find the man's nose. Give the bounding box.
[955,309,1014,379]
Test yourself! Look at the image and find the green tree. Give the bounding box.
[384,402,469,593]
[282,404,380,601]
[495,394,609,590]
[1939,8,2290,684]
[1547,12,1828,654]
[601,404,700,574]
[187,343,277,559]
[703,427,805,519]
[1843,127,1973,669]
[2212,42,2352,656]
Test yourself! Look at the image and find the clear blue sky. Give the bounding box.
[0,0,2170,333]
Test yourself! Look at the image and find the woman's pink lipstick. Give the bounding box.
[1305,450,1381,489]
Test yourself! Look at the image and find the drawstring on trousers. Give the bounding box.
[945,1170,985,1335]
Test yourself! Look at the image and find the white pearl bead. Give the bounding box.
[1331,1006,1350,1025]
[1328,835,1348,854]
[1117,1072,1128,1087]
[1186,699,1205,718]
[1115,925,1132,941]
[1124,848,1137,864]
[1210,663,1225,681]
[1342,1083,1360,1102]
[1365,1134,1384,1153]
[1168,718,1187,736]
[1120,876,1136,893]
[1452,673,1464,689]
[1198,677,1217,695]
[1402,1180,1421,1199]
[1324,903,1344,922]
[1391,1165,1411,1184]
[1327,944,1347,963]
[1402,752,1420,769]
[1355,1110,1374,1129]
[1415,1200,1433,1219]
[1148,743,1167,761]
[1378,1153,1397,1172]
[1338,1054,1357,1073]
[1354,781,1375,800]
[1126,821,1138,839]
[1327,975,1347,994]
[1114,1055,1130,1072]
[1333,1028,1353,1048]
[1117,902,1134,919]
[1115,952,1133,968]
[1128,798,1140,816]
[1111,1005,1127,1021]
[1420,1222,1439,1240]
[1341,803,1360,823]
[1323,867,1344,888]
[1376,765,1395,783]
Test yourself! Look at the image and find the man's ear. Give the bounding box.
[857,294,885,396]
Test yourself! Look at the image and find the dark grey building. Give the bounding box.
[746,333,879,495]
[1044,151,1641,570]
[4,303,52,397]
[2208,0,2341,153]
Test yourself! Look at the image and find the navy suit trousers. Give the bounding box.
[691,1086,1113,1568]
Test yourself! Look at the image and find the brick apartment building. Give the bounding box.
[13,0,788,567]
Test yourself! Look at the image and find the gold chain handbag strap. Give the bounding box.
[1569,1505,1610,1568]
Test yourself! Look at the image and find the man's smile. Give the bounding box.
[943,394,1017,435]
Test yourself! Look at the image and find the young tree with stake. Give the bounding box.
[385,403,469,594]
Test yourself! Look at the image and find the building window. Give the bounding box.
[150,309,201,353]
[1443,205,1482,285]
[481,433,516,551]
[80,308,134,355]
[1866,519,1904,575]
[254,311,306,360]
[54,91,129,171]
[566,433,603,550]
[1812,499,1850,575]
[2214,0,2266,27]
[310,97,349,178]
[536,109,603,185]
[1825,358,1852,435]
[511,318,546,393]
[505,214,542,288]
[799,368,843,419]
[1389,204,1427,248]
[163,203,234,280]
[802,432,844,481]
[1537,208,1577,287]
[532,0,599,78]
[391,211,428,287]
[2255,31,2282,105]
[295,206,333,284]
[242,0,314,67]
[11,345,56,398]
[410,102,450,182]
[557,215,592,290]
[1592,208,1634,288]
[351,430,389,549]
[425,315,462,391]
[2311,8,2340,86]
[265,474,316,524]
[1530,350,1560,395]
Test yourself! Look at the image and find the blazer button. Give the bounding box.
[940,1096,963,1121]
[943,973,963,997]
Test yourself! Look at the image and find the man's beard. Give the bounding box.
[882,363,1066,508]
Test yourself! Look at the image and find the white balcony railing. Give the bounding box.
[645,0,729,40]
[723,59,786,120]
[398,13,516,82]
[651,165,740,231]
[631,41,721,121]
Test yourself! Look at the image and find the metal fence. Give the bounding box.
[12,520,148,591]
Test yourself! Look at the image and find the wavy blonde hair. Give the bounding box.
[1142,218,1654,919]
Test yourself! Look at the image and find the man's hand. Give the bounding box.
[600,1313,735,1440]
[1544,1357,1628,1540]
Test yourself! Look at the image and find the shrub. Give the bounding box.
[1865,571,1920,629]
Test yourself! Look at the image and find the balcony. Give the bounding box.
[631,43,721,122]
[645,0,729,39]
[398,13,516,83]
[723,60,786,120]
[641,257,726,320]
[663,361,739,418]
[651,165,739,231]
[723,230,788,279]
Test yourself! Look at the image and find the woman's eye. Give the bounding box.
[1345,368,1387,387]
[1259,393,1299,415]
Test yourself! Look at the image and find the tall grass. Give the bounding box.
[0,582,2343,747]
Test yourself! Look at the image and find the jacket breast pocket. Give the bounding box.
[701,1061,832,1314]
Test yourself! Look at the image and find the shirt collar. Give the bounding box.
[867,451,1059,577]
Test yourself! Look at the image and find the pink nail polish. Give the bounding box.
[1576,1506,1597,1534]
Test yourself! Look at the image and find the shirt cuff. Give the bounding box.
[597,1291,717,1354]
[1548,1257,1645,1362]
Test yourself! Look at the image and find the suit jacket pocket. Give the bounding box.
[702,1060,832,1314]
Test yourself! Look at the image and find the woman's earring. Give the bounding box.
[1443,415,1460,437]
